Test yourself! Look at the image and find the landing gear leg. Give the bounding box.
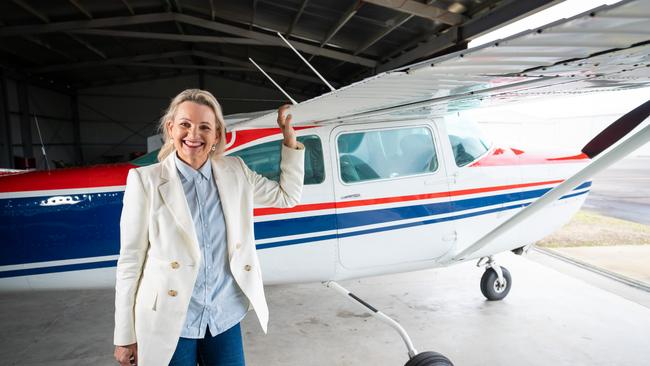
[477,256,512,301]
[324,281,453,366]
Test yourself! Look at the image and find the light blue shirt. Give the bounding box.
[174,153,249,339]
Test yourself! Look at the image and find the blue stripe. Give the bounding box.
[256,181,592,237]
[255,189,589,250]
[0,182,591,271]
[2,188,590,278]
[0,260,117,278]
[0,191,123,266]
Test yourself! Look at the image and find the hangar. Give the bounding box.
[1,1,649,365]
[0,0,562,168]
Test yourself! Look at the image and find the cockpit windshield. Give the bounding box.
[444,117,491,167]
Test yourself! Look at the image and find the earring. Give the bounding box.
[211,144,217,152]
[168,139,173,144]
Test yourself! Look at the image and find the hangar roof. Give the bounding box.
[0,0,560,98]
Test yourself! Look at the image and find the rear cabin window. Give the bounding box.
[444,119,491,167]
[230,135,325,185]
[336,126,438,184]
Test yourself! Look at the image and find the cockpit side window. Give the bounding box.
[337,126,438,184]
[444,118,491,167]
[230,135,325,185]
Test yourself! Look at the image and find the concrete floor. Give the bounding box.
[584,157,650,225]
[1,252,649,366]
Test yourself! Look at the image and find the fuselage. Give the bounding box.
[0,116,591,291]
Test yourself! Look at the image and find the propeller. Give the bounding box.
[452,99,650,261]
[582,100,650,158]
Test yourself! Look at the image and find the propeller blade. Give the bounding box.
[582,100,650,158]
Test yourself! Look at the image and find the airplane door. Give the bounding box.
[331,121,456,270]
[440,116,523,253]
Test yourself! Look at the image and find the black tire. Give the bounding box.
[404,351,453,366]
[480,267,512,301]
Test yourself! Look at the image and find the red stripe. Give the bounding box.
[0,163,136,193]
[253,179,564,216]
[471,147,590,167]
[226,126,316,151]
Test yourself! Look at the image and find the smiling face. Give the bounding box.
[166,101,219,169]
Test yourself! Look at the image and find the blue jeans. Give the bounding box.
[169,323,245,366]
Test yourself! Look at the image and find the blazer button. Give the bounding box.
[236,243,242,250]
[244,265,252,272]
[168,290,178,297]
[171,261,180,269]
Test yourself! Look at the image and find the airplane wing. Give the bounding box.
[228,0,650,129]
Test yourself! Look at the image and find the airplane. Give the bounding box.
[1,1,650,365]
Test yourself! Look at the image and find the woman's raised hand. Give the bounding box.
[277,104,297,149]
[114,343,138,366]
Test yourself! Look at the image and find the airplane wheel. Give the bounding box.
[404,351,453,366]
[480,267,512,301]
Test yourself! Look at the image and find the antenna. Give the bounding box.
[33,113,51,171]
[248,57,298,105]
[276,32,336,92]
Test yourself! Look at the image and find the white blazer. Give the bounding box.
[114,144,304,366]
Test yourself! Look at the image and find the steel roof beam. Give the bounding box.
[250,0,258,30]
[113,62,250,71]
[363,0,466,26]
[320,0,362,48]
[23,35,77,61]
[377,27,457,72]
[66,33,107,59]
[287,0,309,37]
[377,0,558,72]
[11,0,50,23]
[460,0,559,40]
[31,49,325,85]
[174,13,377,67]
[192,50,325,84]
[69,29,266,45]
[32,50,194,73]
[0,12,377,67]
[208,0,215,20]
[0,13,177,37]
[121,0,135,15]
[68,0,93,19]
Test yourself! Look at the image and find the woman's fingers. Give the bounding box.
[285,113,292,128]
[277,104,291,128]
[132,344,138,365]
[114,344,137,366]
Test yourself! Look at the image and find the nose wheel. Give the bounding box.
[404,351,453,366]
[477,257,512,301]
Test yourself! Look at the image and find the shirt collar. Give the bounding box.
[174,152,212,182]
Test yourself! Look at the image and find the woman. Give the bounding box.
[113,89,304,366]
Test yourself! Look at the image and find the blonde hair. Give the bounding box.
[157,89,226,162]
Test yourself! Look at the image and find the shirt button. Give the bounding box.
[236,243,242,250]
[170,261,180,269]
[168,290,178,297]
[244,265,252,271]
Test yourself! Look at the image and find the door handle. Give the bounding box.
[340,193,361,200]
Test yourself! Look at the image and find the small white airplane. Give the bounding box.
[1,1,649,365]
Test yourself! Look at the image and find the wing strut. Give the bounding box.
[248,57,298,105]
[276,32,336,92]
[452,100,650,261]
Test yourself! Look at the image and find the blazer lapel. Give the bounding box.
[211,157,236,261]
[158,154,200,261]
